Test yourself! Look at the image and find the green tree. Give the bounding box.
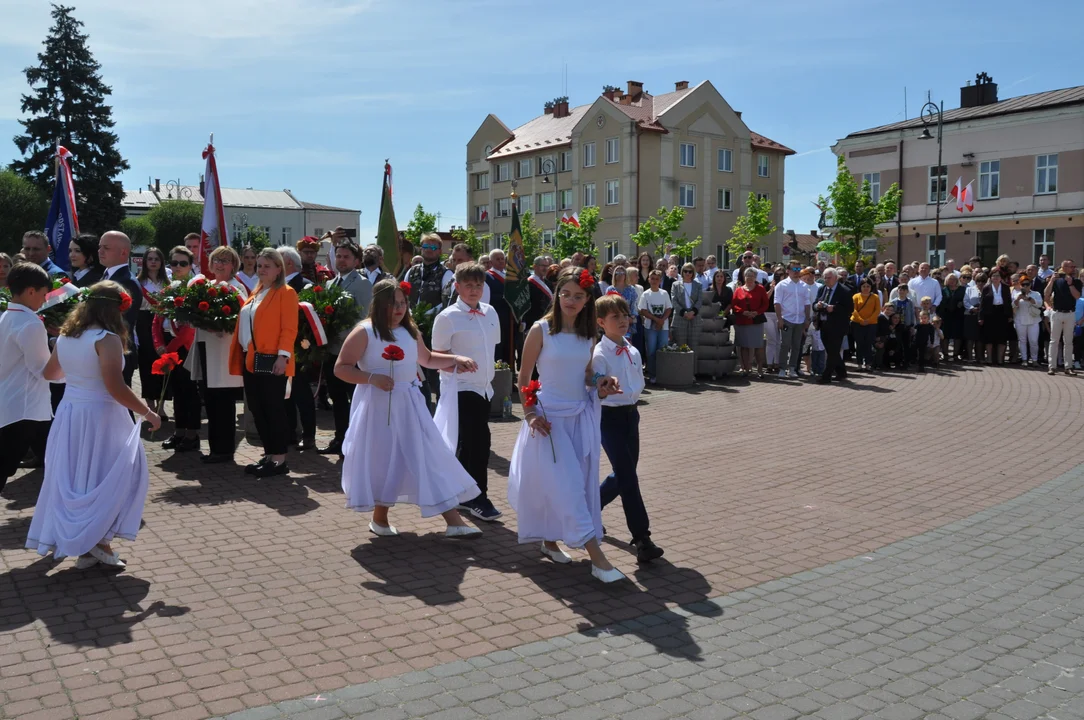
[403,203,437,248]
[450,224,490,262]
[145,200,202,249]
[555,205,602,259]
[726,193,776,257]
[815,155,901,268]
[505,210,544,266]
[11,4,129,233]
[630,206,702,261]
[0,168,49,254]
[118,216,155,248]
[233,225,270,253]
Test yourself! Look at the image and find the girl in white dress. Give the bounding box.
[26,281,162,569]
[335,279,483,537]
[509,267,626,583]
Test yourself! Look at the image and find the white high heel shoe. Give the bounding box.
[88,546,126,569]
[540,543,572,564]
[368,521,399,537]
[591,565,626,584]
[445,525,482,538]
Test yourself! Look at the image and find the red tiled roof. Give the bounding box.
[787,233,822,254]
[751,131,796,155]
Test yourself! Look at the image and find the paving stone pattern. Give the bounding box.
[219,462,1084,720]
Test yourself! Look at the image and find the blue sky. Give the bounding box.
[1,0,1079,242]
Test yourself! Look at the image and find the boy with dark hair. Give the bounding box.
[0,263,55,493]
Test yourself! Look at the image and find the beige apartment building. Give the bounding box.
[466,80,794,264]
[833,77,1084,269]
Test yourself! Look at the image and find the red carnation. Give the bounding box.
[399,281,411,294]
[198,301,210,312]
[313,285,324,293]
[207,287,218,298]
[173,296,185,307]
[221,304,232,314]
[577,269,595,290]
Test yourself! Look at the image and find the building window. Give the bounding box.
[535,154,554,176]
[517,194,533,214]
[679,142,696,168]
[558,189,572,210]
[474,172,489,191]
[488,233,503,252]
[718,148,732,173]
[928,165,947,203]
[559,150,572,172]
[717,188,732,211]
[583,142,596,168]
[605,242,617,262]
[605,180,619,206]
[605,137,619,164]
[757,154,770,178]
[975,230,999,268]
[679,183,696,208]
[542,230,555,246]
[862,172,881,203]
[517,159,532,179]
[977,160,999,199]
[583,182,596,206]
[1034,229,1055,264]
[281,227,292,246]
[1036,154,1058,194]
[756,192,770,202]
[314,228,324,238]
[474,205,489,223]
[927,234,946,267]
[496,198,511,217]
[495,162,511,182]
[538,192,555,213]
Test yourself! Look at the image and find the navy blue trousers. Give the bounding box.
[599,405,650,542]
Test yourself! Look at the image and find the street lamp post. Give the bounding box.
[164,179,193,201]
[540,158,559,247]
[919,97,944,264]
[231,212,249,245]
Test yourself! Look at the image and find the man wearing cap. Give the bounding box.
[297,236,334,283]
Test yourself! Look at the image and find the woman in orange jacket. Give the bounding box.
[850,277,881,371]
[229,248,298,478]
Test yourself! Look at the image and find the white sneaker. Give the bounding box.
[540,543,572,564]
[74,554,98,570]
[445,525,482,538]
[591,565,627,583]
[368,521,399,537]
[88,546,126,569]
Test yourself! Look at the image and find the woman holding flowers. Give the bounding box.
[152,247,201,452]
[190,246,248,463]
[335,278,482,538]
[27,280,161,570]
[508,266,625,583]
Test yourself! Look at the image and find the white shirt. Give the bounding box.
[733,266,770,284]
[773,276,810,324]
[1038,267,1054,280]
[964,284,983,311]
[592,335,644,407]
[103,263,129,279]
[73,267,91,282]
[990,282,1005,304]
[908,275,942,307]
[0,303,54,427]
[365,268,383,285]
[1012,289,1043,325]
[695,272,713,291]
[638,288,672,331]
[682,281,694,299]
[236,271,258,293]
[431,300,499,400]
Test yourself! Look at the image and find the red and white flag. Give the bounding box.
[199,140,228,271]
[560,212,581,228]
[479,208,488,222]
[951,178,975,212]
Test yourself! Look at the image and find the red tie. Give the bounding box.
[615,345,632,363]
[468,308,485,318]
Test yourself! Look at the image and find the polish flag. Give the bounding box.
[565,212,581,228]
[952,179,975,212]
[199,140,228,271]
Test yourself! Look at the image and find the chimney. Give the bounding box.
[675,80,689,91]
[810,230,818,238]
[961,72,998,108]
[602,85,617,101]
[626,80,644,100]
[558,100,569,117]
[785,230,796,239]
[544,105,553,115]
[154,178,160,193]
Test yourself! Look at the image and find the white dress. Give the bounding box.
[508,321,602,547]
[26,329,149,559]
[340,322,480,516]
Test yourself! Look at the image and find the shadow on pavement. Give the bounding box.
[155,469,320,517]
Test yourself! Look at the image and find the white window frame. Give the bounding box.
[542,230,555,246]
[605,137,619,164]
[488,233,503,252]
[475,172,489,191]
[496,198,511,217]
[717,188,732,211]
[928,165,947,204]
[757,154,770,178]
[560,150,572,172]
[517,158,532,179]
[717,148,733,173]
[861,238,879,253]
[1033,229,1055,264]
[1036,154,1058,194]
[605,179,619,206]
[605,242,617,262]
[583,182,596,207]
[517,194,533,214]
[538,191,555,213]
[756,192,770,202]
[978,160,999,199]
[495,162,511,182]
[282,227,291,246]
[583,142,596,168]
[679,183,696,209]
[679,142,696,168]
[927,234,946,267]
[474,205,488,223]
[862,172,881,203]
[558,188,572,211]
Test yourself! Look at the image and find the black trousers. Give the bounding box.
[820,329,847,381]
[285,366,316,441]
[136,310,163,401]
[599,406,650,542]
[0,420,50,491]
[203,386,240,456]
[243,369,289,455]
[456,391,491,499]
[324,355,352,442]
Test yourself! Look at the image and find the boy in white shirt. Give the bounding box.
[432,262,502,521]
[0,263,56,493]
[593,295,663,563]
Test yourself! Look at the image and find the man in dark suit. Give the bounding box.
[814,268,854,384]
[882,261,899,292]
[486,249,513,366]
[281,247,316,450]
[522,256,553,331]
[98,231,143,386]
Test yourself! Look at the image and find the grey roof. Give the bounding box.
[299,200,360,213]
[151,185,302,209]
[847,85,1084,138]
[122,189,159,209]
[488,104,587,159]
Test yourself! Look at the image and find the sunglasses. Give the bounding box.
[420,244,440,251]
[170,260,190,267]
[682,270,694,275]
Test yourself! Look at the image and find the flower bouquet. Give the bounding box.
[294,283,362,369]
[153,275,243,333]
[39,277,90,329]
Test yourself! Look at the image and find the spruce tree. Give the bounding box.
[11,4,129,234]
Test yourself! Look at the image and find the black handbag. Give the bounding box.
[247,303,280,374]
[752,313,767,324]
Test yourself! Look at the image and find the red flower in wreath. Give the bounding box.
[173,296,185,307]
[221,304,232,314]
[118,292,132,313]
[381,344,405,362]
[194,277,207,286]
[399,281,411,294]
[198,301,210,312]
[313,285,324,293]
[207,287,218,298]
[577,269,595,290]
[323,304,334,315]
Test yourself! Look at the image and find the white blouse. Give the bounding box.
[237,289,270,351]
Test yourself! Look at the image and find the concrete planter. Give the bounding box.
[490,368,514,417]
[656,350,695,388]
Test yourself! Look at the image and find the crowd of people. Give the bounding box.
[1,226,1081,582]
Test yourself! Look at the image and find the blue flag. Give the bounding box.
[44,146,79,272]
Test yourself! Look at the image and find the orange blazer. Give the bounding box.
[229,285,299,377]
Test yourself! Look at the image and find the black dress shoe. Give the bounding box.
[244,457,273,475]
[161,434,183,450]
[176,436,200,452]
[318,439,343,456]
[201,453,233,464]
[816,377,832,385]
[632,538,665,564]
[253,461,289,478]
[296,437,317,452]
